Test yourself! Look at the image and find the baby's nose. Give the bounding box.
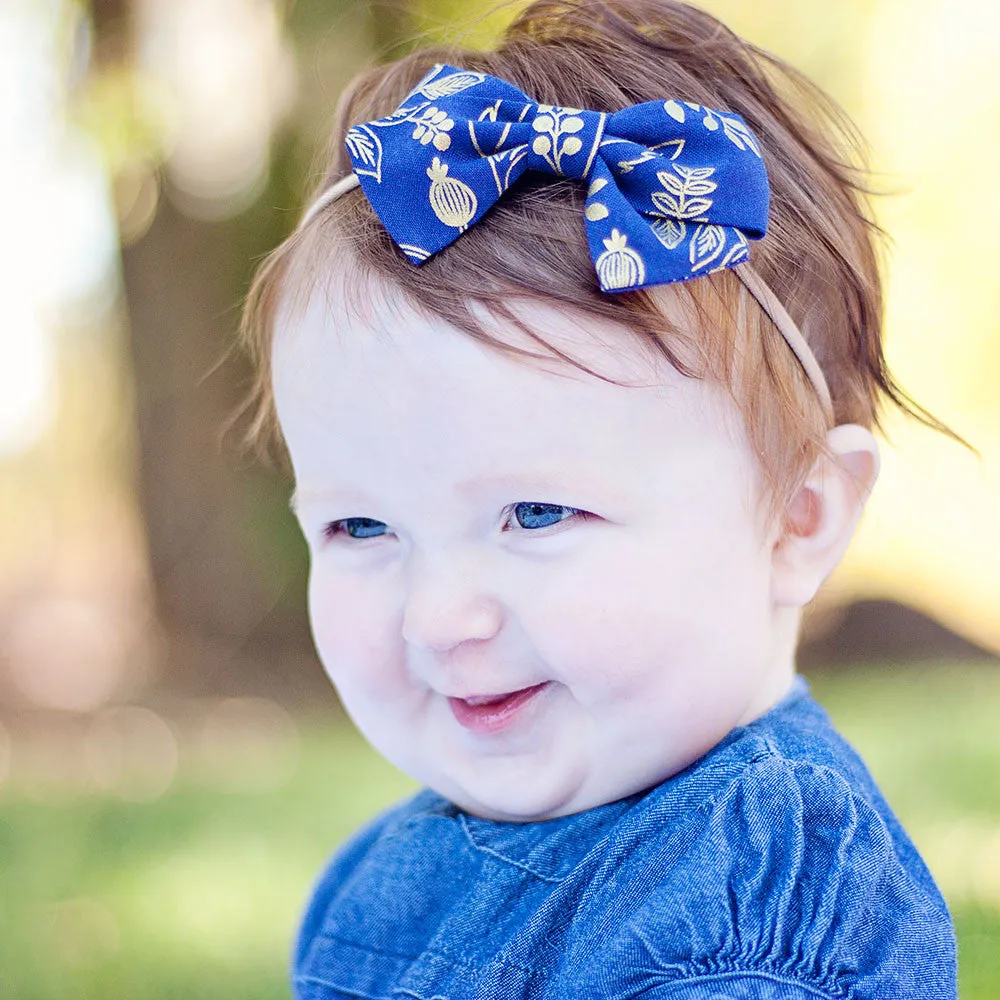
[400,549,503,653]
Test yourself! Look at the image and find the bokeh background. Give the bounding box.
[1,0,998,997]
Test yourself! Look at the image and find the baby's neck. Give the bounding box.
[736,605,801,726]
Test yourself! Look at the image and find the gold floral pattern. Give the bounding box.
[595,229,646,289]
[398,243,431,261]
[585,177,610,221]
[410,106,455,150]
[652,164,717,221]
[345,125,383,182]
[470,101,533,195]
[342,61,769,290]
[530,104,587,175]
[650,218,687,250]
[663,100,762,157]
[412,67,487,100]
[611,137,685,173]
[689,223,727,271]
[426,156,477,231]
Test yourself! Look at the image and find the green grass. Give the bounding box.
[0,663,997,999]
[808,663,1000,1000]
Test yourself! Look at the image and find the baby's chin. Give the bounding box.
[427,754,603,823]
[437,777,581,823]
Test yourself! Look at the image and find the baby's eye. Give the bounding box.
[321,503,588,543]
[322,516,388,542]
[503,502,586,531]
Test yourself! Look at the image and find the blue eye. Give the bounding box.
[506,502,583,530]
[323,517,387,541]
[322,503,586,544]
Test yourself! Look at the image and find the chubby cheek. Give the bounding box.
[522,525,772,715]
[306,562,408,705]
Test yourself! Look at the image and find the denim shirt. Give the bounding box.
[292,675,958,999]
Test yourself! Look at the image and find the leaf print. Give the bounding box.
[651,163,717,220]
[719,115,762,157]
[588,177,608,196]
[617,150,656,173]
[368,102,430,128]
[501,145,529,189]
[675,101,761,156]
[663,100,686,123]
[651,217,686,250]
[673,164,716,196]
[346,128,376,167]
[718,230,750,268]
[689,224,726,271]
[410,106,454,150]
[405,62,444,101]
[656,172,685,196]
[399,243,431,262]
[345,125,382,182]
[417,70,487,99]
[585,202,609,221]
[478,100,502,123]
[530,105,590,175]
[655,138,686,160]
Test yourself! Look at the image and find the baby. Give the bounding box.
[237,1,960,996]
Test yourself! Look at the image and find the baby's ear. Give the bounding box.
[769,424,881,608]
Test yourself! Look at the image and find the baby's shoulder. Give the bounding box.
[291,787,446,972]
[584,719,957,999]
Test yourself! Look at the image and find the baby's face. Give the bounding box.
[273,279,794,822]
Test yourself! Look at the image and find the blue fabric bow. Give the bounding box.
[344,62,770,293]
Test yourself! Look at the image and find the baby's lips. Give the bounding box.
[455,682,548,705]
[447,682,552,734]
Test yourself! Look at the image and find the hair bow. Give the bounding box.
[340,62,770,293]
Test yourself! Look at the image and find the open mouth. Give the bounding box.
[447,682,550,734]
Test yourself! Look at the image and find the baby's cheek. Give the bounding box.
[306,564,403,697]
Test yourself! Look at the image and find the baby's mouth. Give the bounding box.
[462,691,522,706]
[447,682,550,733]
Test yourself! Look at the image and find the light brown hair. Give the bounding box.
[235,0,970,533]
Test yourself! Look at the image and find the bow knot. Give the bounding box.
[344,63,770,292]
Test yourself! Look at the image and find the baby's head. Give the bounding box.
[236,0,950,821]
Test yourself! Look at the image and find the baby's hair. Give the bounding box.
[235,0,971,534]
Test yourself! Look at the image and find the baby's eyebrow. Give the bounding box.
[453,472,568,498]
[288,486,370,513]
[288,473,578,514]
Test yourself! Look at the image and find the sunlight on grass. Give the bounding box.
[809,662,1000,1000]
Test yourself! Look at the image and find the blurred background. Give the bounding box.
[0,0,997,996]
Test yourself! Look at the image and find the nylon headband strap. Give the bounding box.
[297,172,835,427]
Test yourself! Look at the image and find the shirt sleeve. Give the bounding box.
[578,757,958,1000]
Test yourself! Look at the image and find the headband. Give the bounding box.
[297,62,834,426]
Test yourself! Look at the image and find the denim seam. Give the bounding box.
[320,930,509,975]
[457,745,782,882]
[312,930,421,962]
[458,813,569,883]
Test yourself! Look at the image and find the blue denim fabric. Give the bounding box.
[292,675,958,999]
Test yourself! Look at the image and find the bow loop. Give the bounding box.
[344,62,770,291]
